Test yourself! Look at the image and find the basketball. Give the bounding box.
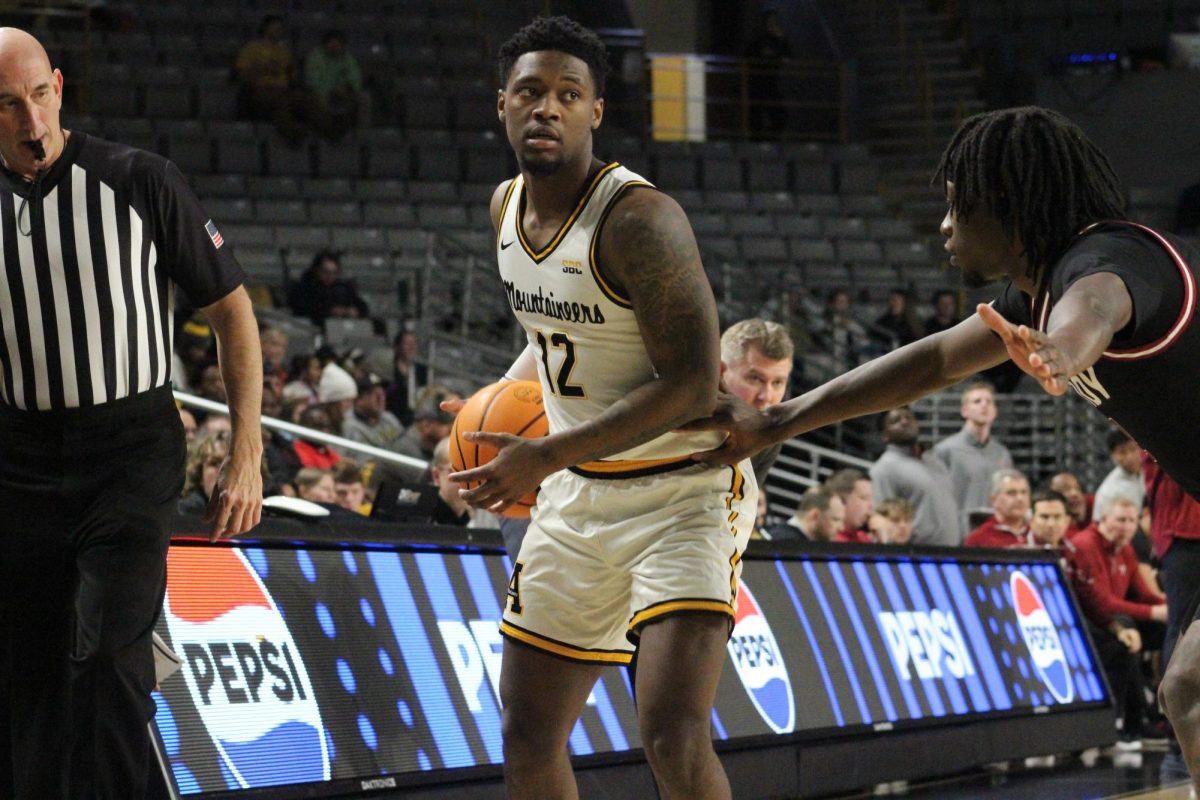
[449,380,549,518]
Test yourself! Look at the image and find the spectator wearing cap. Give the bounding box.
[317,361,357,433]
[965,469,1033,548]
[342,372,404,450]
[173,315,214,392]
[1093,429,1145,522]
[393,386,457,477]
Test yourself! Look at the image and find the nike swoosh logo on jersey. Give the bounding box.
[501,240,515,250]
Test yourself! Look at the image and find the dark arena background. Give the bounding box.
[7,0,1200,797]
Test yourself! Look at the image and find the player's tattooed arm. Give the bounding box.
[538,186,721,465]
[451,187,721,512]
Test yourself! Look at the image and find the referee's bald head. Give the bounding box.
[0,27,64,179]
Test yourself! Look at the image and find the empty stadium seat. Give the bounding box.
[790,239,836,263]
[310,201,362,226]
[256,199,307,224]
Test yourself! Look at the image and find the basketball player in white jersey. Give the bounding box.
[449,17,756,800]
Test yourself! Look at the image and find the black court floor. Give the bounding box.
[829,751,1193,800]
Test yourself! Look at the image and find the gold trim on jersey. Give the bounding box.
[627,599,735,632]
[495,178,519,251]
[587,181,653,310]
[515,162,621,263]
[571,454,694,479]
[725,463,746,510]
[500,620,634,664]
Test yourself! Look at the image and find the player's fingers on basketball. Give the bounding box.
[487,499,514,515]
[449,464,491,485]
[440,397,466,414]
[463,430,519,449]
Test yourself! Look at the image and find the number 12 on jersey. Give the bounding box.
[535,330,586,398]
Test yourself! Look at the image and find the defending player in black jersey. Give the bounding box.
[683,106,1200,790]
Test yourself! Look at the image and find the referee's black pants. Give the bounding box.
[0,386,184,799]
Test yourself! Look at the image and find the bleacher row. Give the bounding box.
[45,8,490,70]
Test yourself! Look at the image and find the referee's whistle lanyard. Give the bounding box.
[16,167,44,237]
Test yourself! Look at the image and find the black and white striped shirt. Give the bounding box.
[0,132,244,411]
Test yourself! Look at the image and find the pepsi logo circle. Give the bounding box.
[163,548,332,788]
[1009,571,1074,704]
[727,582,795,734]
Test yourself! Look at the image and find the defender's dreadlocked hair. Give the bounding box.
[933,106,1127,288]
[498,16,611,97]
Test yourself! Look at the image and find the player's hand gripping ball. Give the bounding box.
[449,380,549,518]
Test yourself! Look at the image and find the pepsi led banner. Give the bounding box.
[152,541,1107,795]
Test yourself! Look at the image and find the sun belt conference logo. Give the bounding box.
[163,548,331,788]
[1010,570,1074,703]
[727,581,795,734]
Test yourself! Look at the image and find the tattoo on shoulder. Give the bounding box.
[603,192,718,350]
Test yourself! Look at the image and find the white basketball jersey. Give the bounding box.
[496,163,723,474]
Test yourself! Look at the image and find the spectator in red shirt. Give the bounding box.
[1029,489,1071,550]
[1050,470,1094,536]
[1144,453,1200,770]
[827,468,873,543]
[965,469,1032,548]
[1070,495,1168,744]
[1071,496,1168,628]
[293,406,342,470]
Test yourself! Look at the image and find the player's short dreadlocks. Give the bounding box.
[498,16,611,97]
[933,106,1127,288]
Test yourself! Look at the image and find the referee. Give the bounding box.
[0,29,263,798]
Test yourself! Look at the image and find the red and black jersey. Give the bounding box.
[992,221,1200,500]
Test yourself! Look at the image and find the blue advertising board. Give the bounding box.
[152,541,1107,795]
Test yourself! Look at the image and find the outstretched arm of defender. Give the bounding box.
[685,311,1009,464]
[453,188,721,512]
[977,272,1131,395]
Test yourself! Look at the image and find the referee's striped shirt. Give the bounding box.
[0,132,244,411]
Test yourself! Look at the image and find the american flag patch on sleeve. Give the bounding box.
[205,219,224,249]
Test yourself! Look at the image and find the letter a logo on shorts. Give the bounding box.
[727,582,795,734]
[163,548,331,788]
[1010,571,1074,703]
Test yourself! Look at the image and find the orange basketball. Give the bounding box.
[449,380,549,518]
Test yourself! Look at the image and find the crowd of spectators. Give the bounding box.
[787,286,981,388]
[170,294,1181,748]
[234,16,370,144]
[750,377,1193,749]
[172,311,480,525]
